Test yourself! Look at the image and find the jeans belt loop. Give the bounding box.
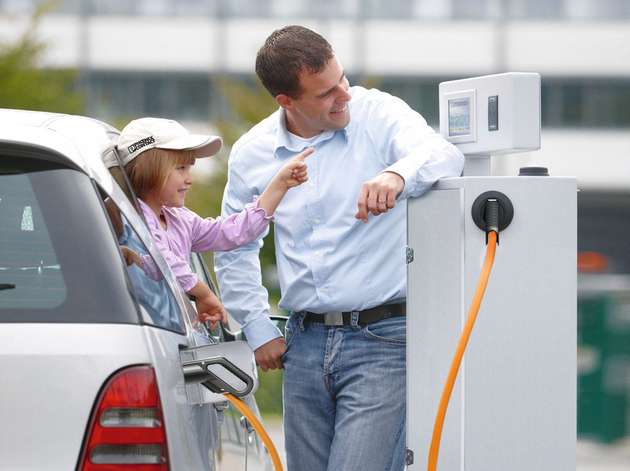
[325,311,343,326]
[350,311,360,328]
[298,312,306,331]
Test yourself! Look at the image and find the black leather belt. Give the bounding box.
[303,303,406,326]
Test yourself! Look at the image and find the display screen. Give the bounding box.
[448,97,471,137]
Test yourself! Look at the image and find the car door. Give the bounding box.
[95,182,220,468]
[190,252,273,471]
[99,160,270,470]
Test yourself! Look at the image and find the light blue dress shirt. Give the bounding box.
[215,86,464,350]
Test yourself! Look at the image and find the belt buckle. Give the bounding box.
[325,311,344,326]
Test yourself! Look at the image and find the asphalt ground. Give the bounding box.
[577,438,630,471]
[265,418,630,470]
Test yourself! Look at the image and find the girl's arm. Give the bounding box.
[257,147,313,215]
[123,246,226,327]
[188,280,227,328]
[189,148,314,252]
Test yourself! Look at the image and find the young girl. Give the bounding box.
[112,117,312,327]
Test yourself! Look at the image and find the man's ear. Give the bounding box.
[275,94,292,110]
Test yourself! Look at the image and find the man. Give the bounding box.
[215,25,464,471]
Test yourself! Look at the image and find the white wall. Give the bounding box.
[2,13,628,191]
[493,129,630,191]
[2,14,630,76]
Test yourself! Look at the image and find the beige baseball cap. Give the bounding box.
[106,117,222,168]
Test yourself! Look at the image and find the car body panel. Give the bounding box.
[0,324,150,470]
[0,107,274,470]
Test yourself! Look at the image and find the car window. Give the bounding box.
[0,167,138,323]
[0,172,65,308]
[103,197,186,334]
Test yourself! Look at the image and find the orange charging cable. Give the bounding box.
[224,393,284,471]
[427,230,498,471]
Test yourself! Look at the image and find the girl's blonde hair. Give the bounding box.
[125,148,195,199]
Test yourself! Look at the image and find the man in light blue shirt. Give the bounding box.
[215,25,464,471]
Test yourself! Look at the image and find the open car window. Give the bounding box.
[102,196,186,334]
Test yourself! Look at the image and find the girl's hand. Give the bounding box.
[196,293,228,329]
[277,147,314,189]
[257,147,315,216]
[120,246,142,267]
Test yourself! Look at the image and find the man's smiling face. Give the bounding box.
[280,55,352,138]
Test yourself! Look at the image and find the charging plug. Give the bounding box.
[484,198,500,244]
[471,191,514,244]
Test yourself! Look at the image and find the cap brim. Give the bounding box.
[158,134,222,158]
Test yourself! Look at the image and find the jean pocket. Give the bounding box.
[282,315,300,359]
[363,317,406,345]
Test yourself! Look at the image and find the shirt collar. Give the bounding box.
[273,108,350,160]
[138,198,173,230]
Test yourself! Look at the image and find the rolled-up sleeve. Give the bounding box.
[139,202,198,293]
[214,159,282,351]
[152,231,198,292]
[366,90,465,199]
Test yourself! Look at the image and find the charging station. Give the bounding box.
[406,73,577,470]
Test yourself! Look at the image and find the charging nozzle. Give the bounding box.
[471,191,514,245]
[484,198,500,243]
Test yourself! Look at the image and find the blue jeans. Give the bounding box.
[282,312,406,471]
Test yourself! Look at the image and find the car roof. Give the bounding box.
[0,108,120,193]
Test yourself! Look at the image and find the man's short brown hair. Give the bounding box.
[256,25,334,98]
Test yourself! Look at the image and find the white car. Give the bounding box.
[0,109,272,470]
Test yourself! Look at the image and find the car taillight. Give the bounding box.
[79,366,169,471]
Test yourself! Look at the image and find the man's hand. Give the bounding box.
[255,337,286,372]
[355,171,405,223]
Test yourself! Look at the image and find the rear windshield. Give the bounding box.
[0,166,139,323]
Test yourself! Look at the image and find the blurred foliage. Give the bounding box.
[0,2,83,113]
[253,368,284,418]
[186,78,285,417]
[187,77,284,306]
[214,77,278,145]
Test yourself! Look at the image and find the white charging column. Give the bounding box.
[406,73,576,470]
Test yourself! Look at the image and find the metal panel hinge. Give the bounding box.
[406,448,414,465]
[406,246,414,264]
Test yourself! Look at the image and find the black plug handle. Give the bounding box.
[484,199,500,244]
[471,191,514,244]
[183,357,255,397]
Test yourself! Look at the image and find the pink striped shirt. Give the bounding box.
[138,199,271,292]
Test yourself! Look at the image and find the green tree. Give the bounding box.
[0,3,83,113]
[187,78,282,304]
[185,79,284,418]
